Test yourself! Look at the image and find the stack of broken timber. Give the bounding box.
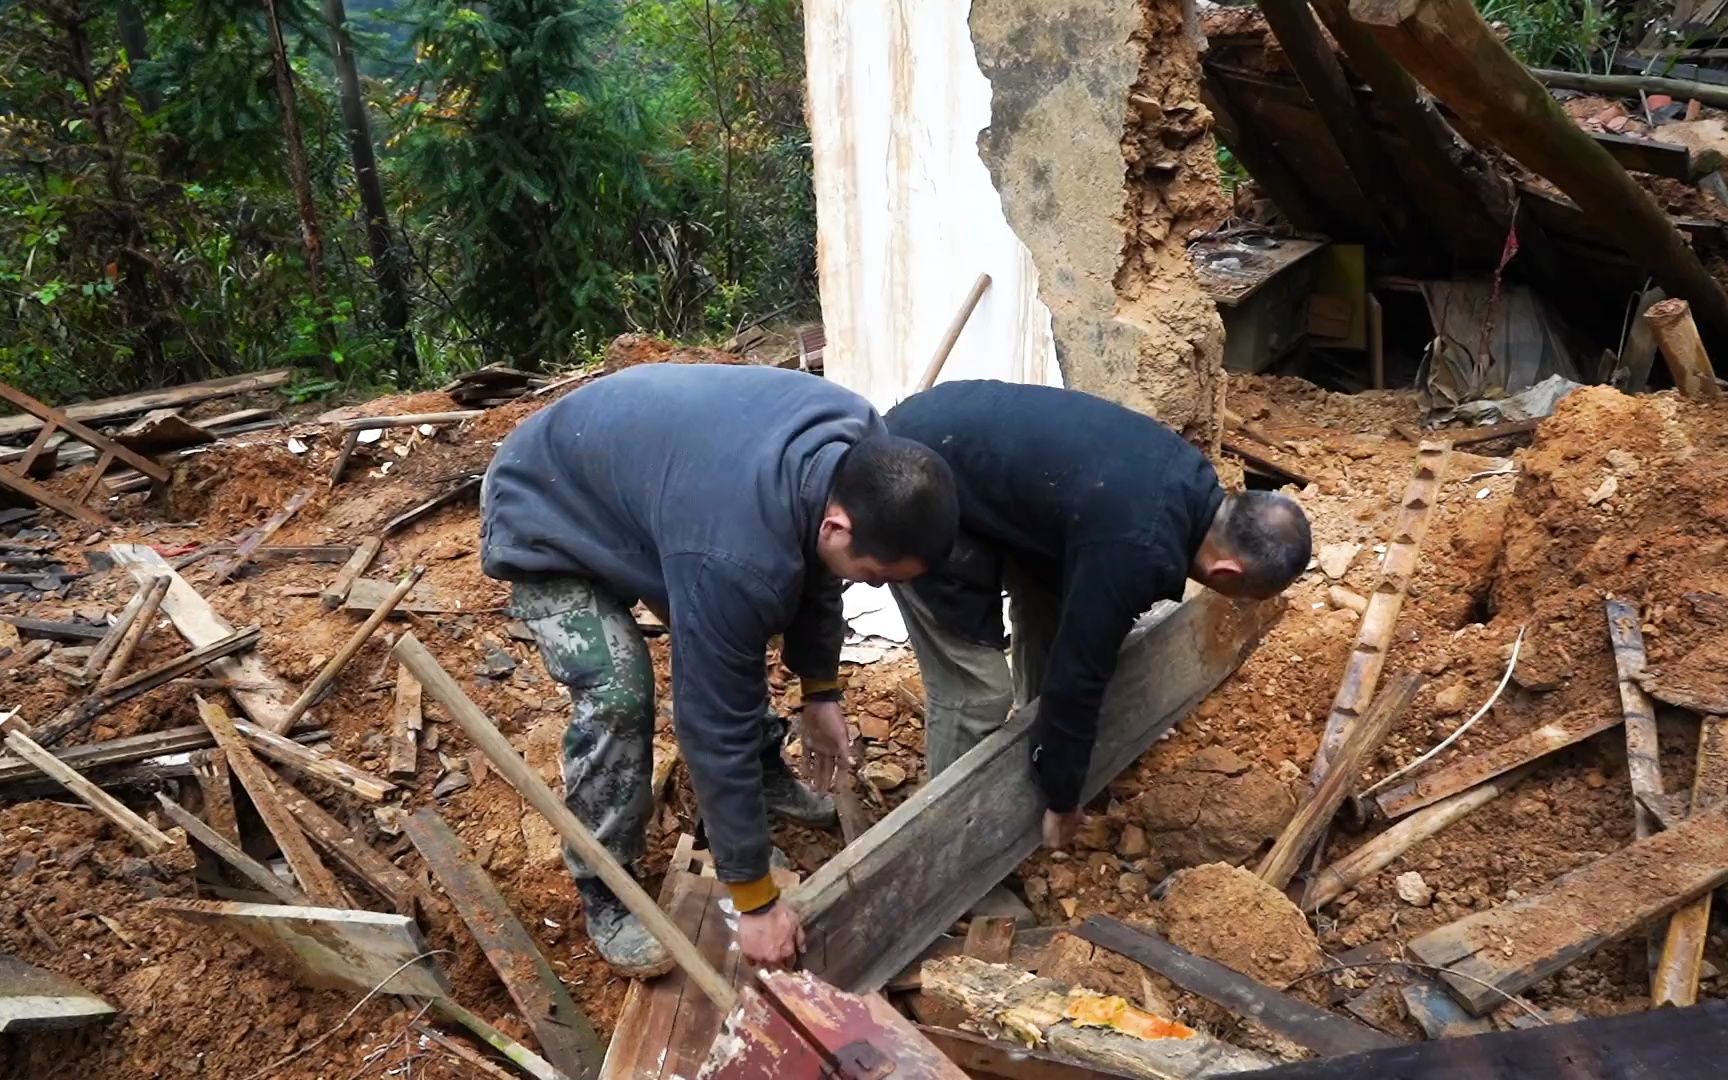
[441,365,548,406]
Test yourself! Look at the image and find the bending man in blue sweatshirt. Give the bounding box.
[887,381,1310,853]
[482,364,957,975]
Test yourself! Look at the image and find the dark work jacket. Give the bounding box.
[886,380,1224,811]
[481,364,879,885]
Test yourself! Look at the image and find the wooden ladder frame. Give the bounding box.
[0,383,172,526]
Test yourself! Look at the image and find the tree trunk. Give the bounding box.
[261,0,337,366]
[323,0,418,384]
[116,0,160,114]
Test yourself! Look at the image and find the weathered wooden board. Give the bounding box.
[110,545,303,731]
[1375,709,1621,818]
[795,591,1282,992]
[150,898,448,997]
[274,773,425,915]
[404,809,603,1079]
[0,369,292,440]
[1408,804,1728,1014]
[1076,917,1400,1057]
[0,955,116,1033]
[1226,999,1728,1078]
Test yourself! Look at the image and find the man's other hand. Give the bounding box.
[1042,808,1083,849]
[799,700,851,794]
[739,901,804,969]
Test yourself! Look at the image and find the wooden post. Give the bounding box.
[321,535,382,609]
[1607,599,1665,849]
[1349,0,1728,351]
[913,274,991,395]
[1313,443,1450,783]
[1261,674,1421,889]
[1652,714,1728,1006]
[1530,67,1728,111]
[1,726,178,854]
[386,667,422,779]
[280,567,423,731]
[1644,299,1724,399]
[232,719,396,802]
[80,578,155,685]
[95,575,170,690]
[1258,0,1407,240]
[392,632,733,1011]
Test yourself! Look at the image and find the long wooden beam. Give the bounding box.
[1375,708,1619,818]
[1652,713,1728,1006]
[795,591,1281,992]
[0,369,291,441]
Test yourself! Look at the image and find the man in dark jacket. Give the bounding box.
[886,381,1309,850]
[482,364,957,974]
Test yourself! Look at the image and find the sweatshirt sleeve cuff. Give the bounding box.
[799,675,844,703]
[726,874,781,913]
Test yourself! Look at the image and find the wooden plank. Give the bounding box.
[795,591,1281,992]
[150,897,448,997]
[383,476,481,537]
[31,624,262,747]
[210,489,311,583]
[1375,708,1620,818]
[109,545,302,731]
[963,916,1017,965]
[0,369,292,440]
[1220,440,1314,488]
[280,567,424,730]
[0,725,224,787]
[387,667,423,779]
[0,727,179,855]
[887,926,1067,994]
[1309,765,1534,910]
[344,575,453,614]
[196,696,346,906]
[192,749,240,845]
[1591,131,1693,180]
[1075,917,1398,1057]
[598,870,719,1080]
[232,718,395,802]
[916,1026,1153,1080]
[0,955,116,1033]
[334,410,483,431]
[1260,674,1420,888]
[321,535,381,609]
[1407,803,1728,1014]
[1607,598,1664,847]
[430,998,571,1080]
[0,381,169,481]
[275,773,426,916]
[83,576,159,685]
[327,429,360,488]
[0,639,52,675]
[1399,979,1492,1039]
[153,791,307,904]
[1225,1000,1728,1078]
[1652,713,1728,1006]
[0,467,106,526]
[405,810,604,1077]
[0,616,108,642]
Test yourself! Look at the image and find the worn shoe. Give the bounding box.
[577,877,676,978]
[762,761,838,826]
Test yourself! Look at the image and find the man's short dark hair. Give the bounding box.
[1215,491,1311,596]
[830,435,958,568]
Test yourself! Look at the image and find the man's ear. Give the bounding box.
[819,503,853,542]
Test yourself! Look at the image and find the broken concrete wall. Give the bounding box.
[971,0,1230,443]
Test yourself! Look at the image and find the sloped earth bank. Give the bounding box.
[2,366,1725,1076]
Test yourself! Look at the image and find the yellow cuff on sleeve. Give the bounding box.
[726,874,781,914]
[799,676,843,696]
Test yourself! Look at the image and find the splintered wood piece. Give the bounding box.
[81,576,158,684]
[1,729,179,854]
[1262,674,1421,889]
[405,809,604,1078]
[328,429,361,488]
[1375,709,1620,818]
[1644,298,1724,399]
[794,591,1281,992]
[0,638,53,675]
[211,490,311,583]
[1652,713,1728,1007]
[383,476,480,537]
[0,955,117,1033]
[321,535,382,609]
[1076,916,1398,1057]
[280,567,424,730]
[191,749,240,846]
[1409,804,1728,1014]
[274,773,425,916]
[394,632,734,1011]
[1308,765,1535,910]
[1607,598,1664,845]
[151,897,448,997]
[1312,443,1450,784]
[31,624,262,747]
[387,667,422,779]
[154,792,306,904]
[196,696,345,906]
[231,718,395,802]
[109,545,302,731]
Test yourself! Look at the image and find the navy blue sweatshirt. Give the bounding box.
[481,364,880,891]
[886,381,1224,811]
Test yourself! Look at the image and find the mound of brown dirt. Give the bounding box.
[1156,862,1324,989]
[1131,746,1298,878]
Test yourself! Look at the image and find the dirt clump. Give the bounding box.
[1131,746,1298,879]
[1156,862,1324,990]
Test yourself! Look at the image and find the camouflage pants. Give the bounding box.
[512,575,790,881]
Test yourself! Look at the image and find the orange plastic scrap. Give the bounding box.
[1063,993,1197,1041]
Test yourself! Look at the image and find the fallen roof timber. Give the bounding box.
[793,589,1282,992]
